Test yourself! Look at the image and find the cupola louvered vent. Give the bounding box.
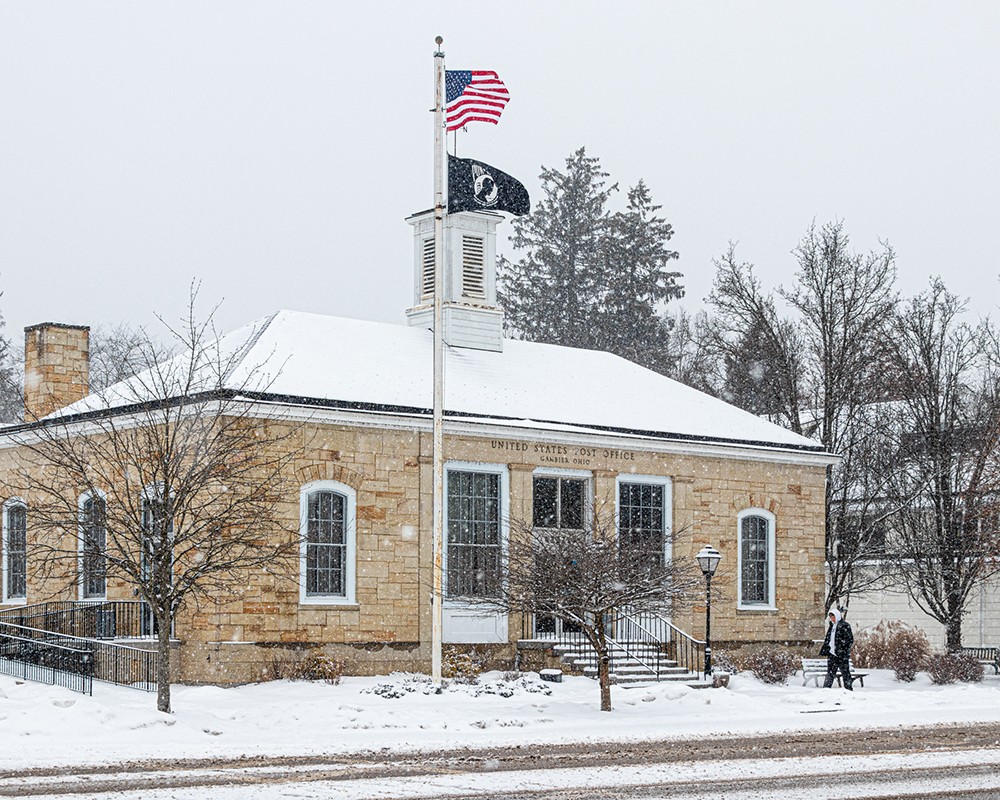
[461,235,486,299]
[420,238,435,300]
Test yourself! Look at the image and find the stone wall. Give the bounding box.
[23,323,89,420]
[0,414,830,684]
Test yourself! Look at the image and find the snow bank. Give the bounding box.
[1,669,998,769]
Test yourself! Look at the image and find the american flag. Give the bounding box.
[445,70,510,132]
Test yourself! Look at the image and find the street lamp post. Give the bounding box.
[695,545,722,678]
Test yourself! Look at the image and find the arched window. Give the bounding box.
[141,486,173,583]
[3,499,27,602]
[79,491,107,600]
[738,508,776,609]
[300,481,356,605]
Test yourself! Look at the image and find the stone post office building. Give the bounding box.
[0,211,835,684]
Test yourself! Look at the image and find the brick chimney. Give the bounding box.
[23,323,90,420]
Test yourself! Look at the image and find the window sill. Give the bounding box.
[1,598,27,607]
[737,604,777,612]
[298,601,360,610]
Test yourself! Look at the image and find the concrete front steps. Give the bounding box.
[551,641,703,686]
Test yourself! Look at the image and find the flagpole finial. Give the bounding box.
[434,36,444,57]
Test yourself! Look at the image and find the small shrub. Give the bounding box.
[711,650,741,675]
[886,626,931,682]
[927,653,984,685]
[854,620,930,681]
[730,644,798,684]
[295,653,345,685]
[442,647,482,684]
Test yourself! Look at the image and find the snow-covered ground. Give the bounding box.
[2,669,1000,770]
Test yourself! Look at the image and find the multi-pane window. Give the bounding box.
[4,502,26,600]
[532,476,585,530]
[141,492,174,583]
[740,513,772,606]
[447,470,502,599]
[305,490,348,597]
[81,495,107,599]
[619,481,666,567]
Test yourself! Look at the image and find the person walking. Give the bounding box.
[819,607,854,690]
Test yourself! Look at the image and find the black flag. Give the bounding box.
[448,155,530,216]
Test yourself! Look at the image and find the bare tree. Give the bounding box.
[660,308,723,396]
[89,322,168,395]
[884,280,1000,651]
[708,245,807,427]
[4,295,306,712]
[0,302,22,424]
[486,508,701,712]
[709,222,901,609]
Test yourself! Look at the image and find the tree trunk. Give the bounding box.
[598,650,612,712]
[945,612,963,654]
[156,613,172,714]
[592,618,612,712]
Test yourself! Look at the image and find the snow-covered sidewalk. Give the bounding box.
[2,669,999,770]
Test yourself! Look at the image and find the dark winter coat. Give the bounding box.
[819,614,854,658]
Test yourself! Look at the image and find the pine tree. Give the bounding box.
[498,149,685,368]
[596,181,682,370]
[498,147,615,351]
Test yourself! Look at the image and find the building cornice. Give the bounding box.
[0,391,838,468]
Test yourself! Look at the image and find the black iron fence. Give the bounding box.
[0,601,158,640]
[0,621,156,692]
[0,627,94,695]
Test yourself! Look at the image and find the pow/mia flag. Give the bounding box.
[448,155,530,216]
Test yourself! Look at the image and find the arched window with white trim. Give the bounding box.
[737,508,776,609]
[300,481,356,605]
[141,485,173,583]
[3,498,27,602]
[79,491,107,600]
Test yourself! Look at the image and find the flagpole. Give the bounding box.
[431,35,446,688]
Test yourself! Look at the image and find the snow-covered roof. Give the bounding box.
[49,310,825,454]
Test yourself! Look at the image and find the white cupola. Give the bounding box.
[404,209,504,352]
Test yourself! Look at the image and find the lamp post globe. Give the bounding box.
[695,545,722,678]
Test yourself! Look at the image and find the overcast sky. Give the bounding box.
[1,2,998,344]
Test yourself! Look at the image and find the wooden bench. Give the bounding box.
[801,657,866,688]
[959,647,1000,675]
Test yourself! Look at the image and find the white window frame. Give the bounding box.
[531,467,592,532]
[2,498,28,605]
[78,489,108,601]
[443,461,509,606]
[737,508,777,610]
[615,474,673,566]
[299,480,357,606]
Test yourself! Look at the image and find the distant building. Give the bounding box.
[0,211,834,683]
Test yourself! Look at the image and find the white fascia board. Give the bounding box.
[0,399,232,449]
[239,399,838,469]
[0,396,838,469]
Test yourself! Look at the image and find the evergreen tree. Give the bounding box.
[597,181,682,370]
[498,148,683,367]
[0,308,19,424]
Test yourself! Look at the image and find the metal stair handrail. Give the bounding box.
[618,608,707,679]
[0,619,157,692]
[0,600,157,640]
[539,608,707,682]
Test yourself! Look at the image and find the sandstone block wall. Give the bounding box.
[0,414,830,684]
[23,323,90,421]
